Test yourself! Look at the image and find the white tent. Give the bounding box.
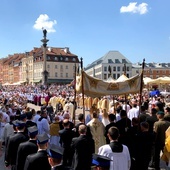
[143,77,153,85]
[2,82,11,86]
[105,76,115,83]
[115,74,129,82]
[145,77,170,85]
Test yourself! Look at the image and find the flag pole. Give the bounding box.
[139,59,145,112]
[80,57,85,122]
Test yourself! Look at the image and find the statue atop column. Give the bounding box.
[43,29,47,38]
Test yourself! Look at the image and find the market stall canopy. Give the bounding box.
[2,82,11,86]
[145,77,170,85]
[143,77,153,85]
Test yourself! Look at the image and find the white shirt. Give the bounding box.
[127,107,139,121]
[33,114,41,124]
[98,144,131,170]
[37,117,50,135]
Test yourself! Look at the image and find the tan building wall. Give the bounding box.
[21,55,34,84]
[47,61,76,80]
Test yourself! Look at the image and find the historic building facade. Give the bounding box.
[132,62,170,78]
[84,51,133,80]
[0,47,79,85]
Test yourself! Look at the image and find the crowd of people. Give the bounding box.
[0,84,170,170]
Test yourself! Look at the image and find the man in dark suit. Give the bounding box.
[105,114,116,144]
[24,133,51,170]
[48,144,72,170]
[116,109,131,146]
[5,120,29,170]
[25,111,37,128]
[59,119,75,166]
[71,124,95,170]
[75,113,92,138]
[16,126,38,170]
[59,113,74,130]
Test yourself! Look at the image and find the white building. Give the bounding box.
[85,51,132,80]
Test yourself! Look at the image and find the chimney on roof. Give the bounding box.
[25,52,29,57]
[64,47,69,53]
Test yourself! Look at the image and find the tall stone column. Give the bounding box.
[41,29,49,85]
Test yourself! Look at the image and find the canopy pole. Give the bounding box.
[124,64,127,112]
[80,57,85,122]
[139,59,145,112]
[73,63,77,125]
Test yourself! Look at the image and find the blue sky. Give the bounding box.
[0,0,170,67]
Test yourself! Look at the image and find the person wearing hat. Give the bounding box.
[98,127,131,170]
[48,144,72,170]
[24,133,51,170]
[153,110,170,170]
[5,120,29,170]
[16,126,38,170]
[92,154,111,170]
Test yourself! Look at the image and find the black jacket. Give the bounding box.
[5,132,29,166]
[71,135,95,170]
[24,150,51,170]
[16,140,38,170]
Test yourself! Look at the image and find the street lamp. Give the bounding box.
[41,29,49,85]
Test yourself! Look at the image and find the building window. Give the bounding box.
[66,73,68,77]
[108,59,113,63]
[104,67,107,72]
[55,65,57,69]
[47,65,50,68]
[113,67,116,71]
[117,74,120,78]
[66,65,68,69]
[117,66,120,71]
[61,73,63,77]
[127,73,129,78]
[72,58,76,61]
[115,59,120,63]
[54,57,58,61]
[60,65,63,69]
[113,74,116,79]
[65,57,68,61]
[127,67,129,71]
[104,74,107,79]
[55,72,58,77]
[157,70,159,74]
[122,59,127,63]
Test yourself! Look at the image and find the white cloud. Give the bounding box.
[33,14,57,33]
[120,2,148,15]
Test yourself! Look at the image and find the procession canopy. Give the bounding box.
[76,71,142,98]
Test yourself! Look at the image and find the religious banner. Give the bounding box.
[76,71,142,97]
